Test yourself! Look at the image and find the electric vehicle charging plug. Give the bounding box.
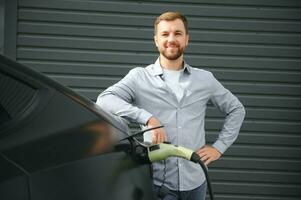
[116,126,214,200]
[146,143,214,200]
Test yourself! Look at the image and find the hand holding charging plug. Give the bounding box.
[197,145,222,166]
[146,117,167,144]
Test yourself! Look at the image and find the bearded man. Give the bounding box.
[97,11,245,200]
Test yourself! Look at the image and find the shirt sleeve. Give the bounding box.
[208,72,246,154]
[96,68,153,125]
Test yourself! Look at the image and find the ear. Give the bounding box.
[154,35,159,47]
[185,34,189,46]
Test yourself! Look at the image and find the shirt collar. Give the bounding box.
[150,57,191,76]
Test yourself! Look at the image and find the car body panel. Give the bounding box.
[0,55,154,200]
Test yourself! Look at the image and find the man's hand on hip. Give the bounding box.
[197,145,222,166]
[146,117,167,144]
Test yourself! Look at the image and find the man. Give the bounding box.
[97,11,245,200]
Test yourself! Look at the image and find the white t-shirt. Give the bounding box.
[163,68,184,102]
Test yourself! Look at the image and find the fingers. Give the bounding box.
[204,158,213,166]
[159,132,166,143]
[158,130,167,143]
[152,132,158,144]
[152,132,161,143]
[200,154,210,162]
[197,145,222,166]
[199,153,213,166]
[197,145,210,154]
[200,154,214,165]
[147,117,167,144]
[152,129,167,144]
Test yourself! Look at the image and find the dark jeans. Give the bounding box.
[153,181,207,200]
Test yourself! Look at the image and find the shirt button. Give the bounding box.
[178,126,182,129]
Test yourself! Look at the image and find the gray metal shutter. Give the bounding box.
[14,0,301,199]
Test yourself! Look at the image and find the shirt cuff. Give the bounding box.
[137,110,153,125]
[212,140,228,154]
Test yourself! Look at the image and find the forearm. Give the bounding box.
[212,104,245,154]
[97,93,152,125]
[208,71,246,154]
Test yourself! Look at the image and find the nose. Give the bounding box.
[167,34,176,42]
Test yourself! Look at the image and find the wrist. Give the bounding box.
[146,117,160,127]
[145,116,153,126]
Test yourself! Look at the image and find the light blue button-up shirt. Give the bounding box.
[97,58,245,191]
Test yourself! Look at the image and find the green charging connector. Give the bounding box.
[147,143,194,162]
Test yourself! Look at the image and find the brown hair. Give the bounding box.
[154,11,188,35]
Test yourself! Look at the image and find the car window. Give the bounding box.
[0,71,37,128]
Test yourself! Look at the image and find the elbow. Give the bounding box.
[96,94,105,107]
[96,93,112,111]
[229,103,246,119]
[239,104,246,120]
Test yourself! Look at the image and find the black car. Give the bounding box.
[0,55,155,200]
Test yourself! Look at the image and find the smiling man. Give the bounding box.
[97,11,245,200]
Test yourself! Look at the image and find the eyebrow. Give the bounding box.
[160,30,184,34]
[175,30,183,33]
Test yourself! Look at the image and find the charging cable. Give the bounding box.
[147,143,214,200]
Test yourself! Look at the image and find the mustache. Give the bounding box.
[164,41,180,47]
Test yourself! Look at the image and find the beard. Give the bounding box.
[159,42,186,60]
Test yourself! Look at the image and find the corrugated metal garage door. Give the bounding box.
[13,0,301,199]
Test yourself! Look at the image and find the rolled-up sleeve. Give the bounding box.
[96,68,153,125]
[209,72,246,154]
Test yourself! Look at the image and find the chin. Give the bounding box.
[164,52,182,60]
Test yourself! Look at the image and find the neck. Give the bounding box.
[160,55,184,71]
